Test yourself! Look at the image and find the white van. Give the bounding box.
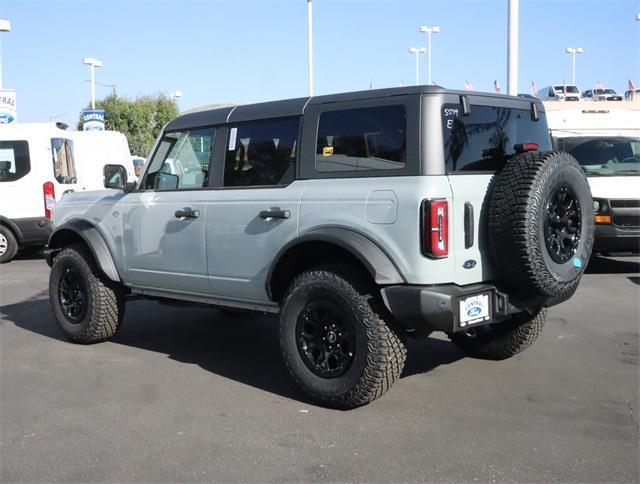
[538,85,582,101]
[0,123,78,262]
[71,130,135,191]
[546,106,640,255]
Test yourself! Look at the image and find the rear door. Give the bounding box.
[442,99,552,285]
[205,117,303,303]
[120,127,217,294]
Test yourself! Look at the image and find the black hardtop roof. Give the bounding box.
[165,85,542,131]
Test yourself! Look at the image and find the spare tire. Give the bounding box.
[489,151,594,302]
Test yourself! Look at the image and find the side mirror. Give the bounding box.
[103,164,127,190]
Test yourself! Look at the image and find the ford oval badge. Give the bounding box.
[463,260,477,269]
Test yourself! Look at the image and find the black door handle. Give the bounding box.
[259,209,290,220]
[175,207,200,219]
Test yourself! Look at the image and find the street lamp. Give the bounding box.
[0,18,11,90]
[170,90,182,100]
[636,13,640,20]
[307,0,314,96]
[83,57,103,109]
[565,47,583,86]
[419,25,439,85]
[408,47,426,86]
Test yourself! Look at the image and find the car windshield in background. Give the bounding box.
[553,136,640,176]
[554,86,579,93]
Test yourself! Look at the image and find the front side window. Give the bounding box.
[144,128,216,190]
[51,138,77,184]
[224,117,298,187]
[315,105,406,172]
[0,140,30,182]
[442,104,552,172]
[553,136,640,177]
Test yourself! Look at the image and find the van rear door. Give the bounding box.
[441,100,552,285]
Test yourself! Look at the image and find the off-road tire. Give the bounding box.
[49,244,125,344]
[279,266,407,409]
[0,225,18,263]
[489,151,594,301]
[450,309,546,360]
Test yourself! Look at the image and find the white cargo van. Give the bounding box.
[71,130,134,191]
[0,123,78,262]
[546,106,640,255]
[538,85,582,101]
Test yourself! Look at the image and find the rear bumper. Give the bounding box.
[593,224,640,255]
[381,283,523,335]
[13,217,52,246]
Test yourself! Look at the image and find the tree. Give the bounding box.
[78,93,179,156]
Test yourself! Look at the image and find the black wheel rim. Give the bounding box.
[544,185,582,264]
[58,268,88,323]
[295,300,356,378]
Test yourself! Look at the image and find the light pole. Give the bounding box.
[307,0,314,96]
[0,19,11,90]
[408,47,426,86]
[507,0,519,96]
[565,47,583,86]
[419,25,439,85]
[636,13,640,20]
[170,90,182,101]
[83,57,102,109]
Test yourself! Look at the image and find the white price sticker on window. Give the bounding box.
[228,127,237,150]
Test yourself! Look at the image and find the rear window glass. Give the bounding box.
[442,104,551,172]
[316,105,406,172]
[51,138,77,184]
[0,140,30,182]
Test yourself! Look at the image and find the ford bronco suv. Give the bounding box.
[46,86,594,409]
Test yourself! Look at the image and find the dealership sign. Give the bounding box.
[0,89,17,124]
[82,109,105,131]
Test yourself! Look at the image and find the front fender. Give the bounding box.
[46,219,120,282]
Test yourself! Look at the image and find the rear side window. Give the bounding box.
[144,127,216,190]
[51,138,77,184]
[442,104,551,172]
[224,117,298,187]
[0,140,30,182]
[316,105,406,172]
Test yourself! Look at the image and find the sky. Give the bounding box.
[2,0,639,129]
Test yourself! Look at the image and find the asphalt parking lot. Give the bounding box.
[1,254,638,483]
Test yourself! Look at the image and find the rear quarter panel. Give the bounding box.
[299,176,463,285]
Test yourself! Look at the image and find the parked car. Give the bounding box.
[0,122,78,263]
[582,88,623,101]
[547,106,639,255]
[45,86,594,408]
[537,85,581,101]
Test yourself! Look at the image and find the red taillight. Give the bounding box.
[422,199,448,258]
[514,142,540,153]
[43,181,56,219]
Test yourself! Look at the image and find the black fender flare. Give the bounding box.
[46,219,121,282]
[266,227,405,299]
[0,215,23,243]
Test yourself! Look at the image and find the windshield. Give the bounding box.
[554,86,579,93]
[553,136,640,176]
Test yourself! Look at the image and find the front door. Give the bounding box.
[121,127,217,294]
